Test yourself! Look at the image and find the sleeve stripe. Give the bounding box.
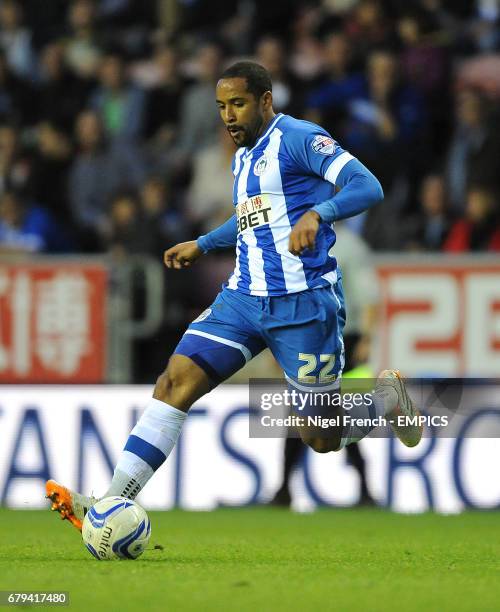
[324,151,355,185]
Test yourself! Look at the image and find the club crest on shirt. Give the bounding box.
[311,134,337,156]
[253,155,269,176]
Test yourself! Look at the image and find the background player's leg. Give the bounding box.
[270,437,305,506]
[345,444,375,506]
[342,332,376,506]
[271,437,375,507]
[103,354,211,499]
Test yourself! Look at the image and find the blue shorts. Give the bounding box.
[174,279,346,386]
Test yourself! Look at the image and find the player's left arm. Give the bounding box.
[311,157,384,223]
[288,134,383,255]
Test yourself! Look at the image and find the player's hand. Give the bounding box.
[164,241,203,269]
[288,211,321,256]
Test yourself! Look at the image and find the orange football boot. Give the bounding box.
[46,480,96,532]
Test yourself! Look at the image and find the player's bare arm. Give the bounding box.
[164,241,203,269]
[288,210,321,255]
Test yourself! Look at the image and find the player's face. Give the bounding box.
[216,77,270,148]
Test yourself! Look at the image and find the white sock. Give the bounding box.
[104,398,187,499]
[339,385,398,449]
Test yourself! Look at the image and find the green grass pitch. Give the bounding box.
[1,508,500,611]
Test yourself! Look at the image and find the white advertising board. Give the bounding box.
[1,386,500,513]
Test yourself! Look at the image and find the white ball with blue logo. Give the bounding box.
[82,497,151,560]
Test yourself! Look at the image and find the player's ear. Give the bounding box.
[261,90,273,110]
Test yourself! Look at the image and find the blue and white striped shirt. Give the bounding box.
[227,113,354,296]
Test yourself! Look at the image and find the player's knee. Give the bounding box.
[154,368,177,399]
[154,368,192,409]
[155,365,191,398]
[153,356,210,409]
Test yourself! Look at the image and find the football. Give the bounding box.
[82,497,151,560]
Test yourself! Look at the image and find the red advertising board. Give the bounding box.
[0,263,108,382]
[376,258,500,376]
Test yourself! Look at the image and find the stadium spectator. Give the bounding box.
[90,52,147,143]
[0,51,34,126]
[446,88,500,211]
[344,0,396,61]
[0,124,30,195]
[397,11,449,97]
[396,10,452,159]
[417,0,473,24]
[139,176,189,256]
[288,5,325,81]
[307,49,425,189]
[98,0,147,24]
[186,125,236,234]
[68,110,146,249]
[0,0,36,80]
[402,174,453,251]
[443,185,500,252]
[177,42,224,157]
[303,30,356,131]
[37,41,93,133]
[28,122,73,228]
[104,183,185,262]
[144,46,187,143]
[21,0,68,50]
[465,0,500,53]
[321,29,354,81]
[0,190,70,253]
[96,0,155,56]
[177,0,239,41]
[255,36,304,115]
[104,191,144,259]
[63,0,102,79]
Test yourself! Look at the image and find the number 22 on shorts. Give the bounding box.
[297,353,336,384]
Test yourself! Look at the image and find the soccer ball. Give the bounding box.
[82,497,151,560]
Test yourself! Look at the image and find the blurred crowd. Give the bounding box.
[0,0,499,259]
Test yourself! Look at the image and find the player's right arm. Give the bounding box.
[163,214,238,269]
[164,240,203,269]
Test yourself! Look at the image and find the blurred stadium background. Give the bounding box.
[1,0,500,514]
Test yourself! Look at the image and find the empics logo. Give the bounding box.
[311,134,337,155]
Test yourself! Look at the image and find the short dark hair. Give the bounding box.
[220,61,272,99]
